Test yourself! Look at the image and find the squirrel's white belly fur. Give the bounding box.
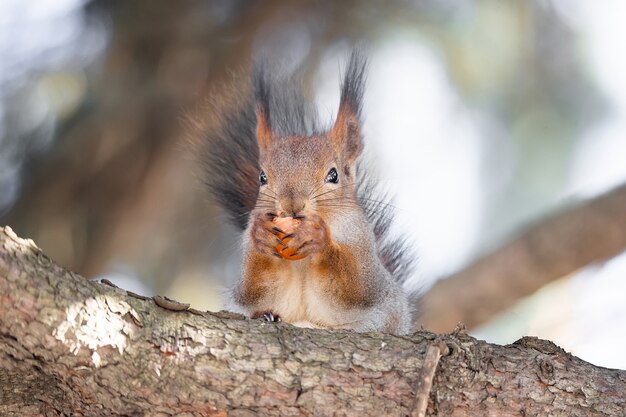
[266,261,364,330]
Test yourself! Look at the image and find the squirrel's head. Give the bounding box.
[253,53,366,218]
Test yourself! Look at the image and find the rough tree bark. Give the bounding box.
[421,182,626,332]
[1,226,625,417]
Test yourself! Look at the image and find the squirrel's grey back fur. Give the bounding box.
[200,52,415,285]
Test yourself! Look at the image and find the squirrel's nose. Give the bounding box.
[280,198,306,217]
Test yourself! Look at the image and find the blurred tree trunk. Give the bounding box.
[3,0,281,281]
[2,226,625,417]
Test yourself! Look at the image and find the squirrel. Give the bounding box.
[197,51,415,334]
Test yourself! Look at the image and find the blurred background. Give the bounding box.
[1,0,626,368]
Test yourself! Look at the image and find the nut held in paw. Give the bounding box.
[273,216,301,235]
[272,217,304,260]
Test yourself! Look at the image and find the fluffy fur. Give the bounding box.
[198,51,416,333]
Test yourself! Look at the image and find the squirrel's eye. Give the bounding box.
[259,170,268,185]
[325,167,339,184]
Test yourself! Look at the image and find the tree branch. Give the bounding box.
[420,182,626,332]
[1,226,625,416]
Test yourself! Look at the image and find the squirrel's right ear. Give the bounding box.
[330,51,367,163]
[253,67,273,153]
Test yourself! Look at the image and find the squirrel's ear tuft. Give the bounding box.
[330,51,367,162]
[253,65,273,153]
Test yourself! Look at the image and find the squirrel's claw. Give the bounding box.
[252,311,281,323]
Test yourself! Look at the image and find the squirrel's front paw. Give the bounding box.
[251,311,281,322]
[250,213,285,258]
[278,213,330,259]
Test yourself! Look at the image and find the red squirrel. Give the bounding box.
[198,52,415,334]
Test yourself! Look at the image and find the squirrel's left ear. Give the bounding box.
[330,51,367,163]
[253,66,273,154]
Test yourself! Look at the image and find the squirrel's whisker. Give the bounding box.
[311,185,352,201]
[308,180,332,199]
[262,187,279,197]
